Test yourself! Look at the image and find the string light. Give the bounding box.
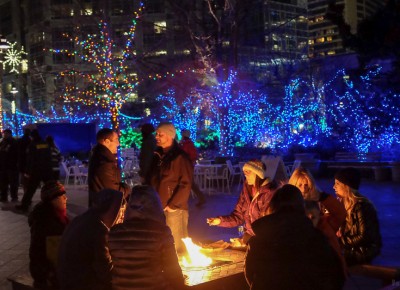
[2,65,398,155]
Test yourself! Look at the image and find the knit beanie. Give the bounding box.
[41,180,66,202]
[243,160,267,179]
[157,122,176,139]
[334,167,361,190]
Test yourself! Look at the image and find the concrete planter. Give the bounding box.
[390,162,400,182]
[374,166,391,182]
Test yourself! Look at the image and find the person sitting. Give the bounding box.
[58,189,126,290]
[28,180,69,289]
[207,159,277,244]
[334,167,382,266]
[245,184,345,290]
[289,167,347,272]
[108,185,185,290]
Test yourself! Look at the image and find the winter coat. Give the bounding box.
[316,194,347,273]
[49,145,62,176]
[0,136,18,171]
[17,133,31,173]
[28,202,69,289]
[88,144,128,206]
[146,141,193,210]
[245,210,345,290]
[339,196,382,266]
[25,139,53,178]
[138,133,156,178]
[58,190,124,290]
[179,137,197,166]
[109,185,185,290]
[218,181,277,239]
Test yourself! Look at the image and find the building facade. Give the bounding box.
[0,0,387,113]
[308,0,383,58]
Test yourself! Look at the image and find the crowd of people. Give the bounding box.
[0,123,383,290]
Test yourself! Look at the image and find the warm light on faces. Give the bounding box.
[155,130,173,148]
[103,132,120,154]
[296,177,310,196]
[333,179,348,198]
[244,169,257,185]
[51,194,67,211]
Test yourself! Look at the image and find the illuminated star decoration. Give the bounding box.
[1,42,27,74]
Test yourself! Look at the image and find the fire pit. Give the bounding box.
[179,238,247,288]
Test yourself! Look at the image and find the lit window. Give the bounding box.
[316,37,325,43]
[326,36,333,42]
[204,120,211,127]
[308,39,315,45]
[154,50,167,56]
[327,50,335,55]
[154,21,166,34]
[145,108,151,116]
[21,60,28,73]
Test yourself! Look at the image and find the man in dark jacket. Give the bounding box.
[58,189,125,290]
[17,128,31,195]
[88,128,130,207]
[15,129,53,212]
[0,129,19,202]
[138,123,156,181]
[145,122,193,254]
[109,185,185,290]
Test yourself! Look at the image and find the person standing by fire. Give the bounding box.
[207,159,277,245]
[179,129,206,207]
[145,122,193,254]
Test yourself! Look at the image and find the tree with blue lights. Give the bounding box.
[156,89,202,141]
[323,66,400,153]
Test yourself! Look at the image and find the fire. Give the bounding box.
[181,238,212,268]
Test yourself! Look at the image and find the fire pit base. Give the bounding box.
[181,259,233,271]
[182,248,248,289]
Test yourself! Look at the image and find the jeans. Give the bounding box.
[0,170,19,201]
[165,209,189,254]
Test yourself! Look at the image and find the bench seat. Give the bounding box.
[7,274,37,290]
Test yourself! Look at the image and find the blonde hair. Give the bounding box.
[338,184,364,231]
[288,167,320,201]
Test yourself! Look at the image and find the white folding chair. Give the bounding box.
[62,162,85,187]
[205,167,230,195]
[226,160,242,186]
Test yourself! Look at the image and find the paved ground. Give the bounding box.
[1,178,399,290]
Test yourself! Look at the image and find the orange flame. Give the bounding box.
[181,238,212,267]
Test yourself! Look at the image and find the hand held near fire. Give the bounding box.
[206,217,221,226]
